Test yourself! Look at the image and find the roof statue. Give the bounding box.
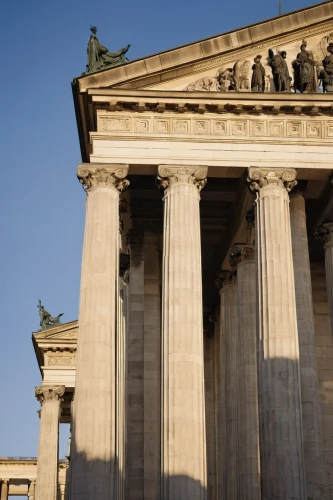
[37,299,63,330]
[292,39,317,93]
[85,26,130,74]
[321,42,333,93]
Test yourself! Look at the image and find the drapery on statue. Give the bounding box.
[37,299,63,330]
[251,55,265,92]
[321,42,333,92]
[86,26,130,74]
[292,40,317,93]
[268,49,292,92]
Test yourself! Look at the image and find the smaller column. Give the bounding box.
[28,480,36,500]
[216,271,238,500]
[231,244,261,500]
[59,483,66,500]
[0,480,8,500]
[316,221,333,333]
[35,385,64,500]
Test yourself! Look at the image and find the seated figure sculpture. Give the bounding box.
[37,299,63,330]
[86,26,130,74]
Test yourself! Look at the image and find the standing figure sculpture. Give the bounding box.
[251,55,265,92]
[37,299,63,330]
[86,26,130,74]
[268,49,292,92]
[321,42,333,92]
[292,40,317,93]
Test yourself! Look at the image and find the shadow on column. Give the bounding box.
[67,444,207,499]
[162,475,207,500]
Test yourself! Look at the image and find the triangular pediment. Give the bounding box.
[75,2,333,93]
[33,320,78,340]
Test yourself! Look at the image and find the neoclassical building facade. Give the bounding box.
[1,2,333,499]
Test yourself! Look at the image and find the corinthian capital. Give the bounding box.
[35,385,65,404]
[157,165,208,191]
[315,221,333,245]
[247,167,297,193]
[215,270,237,291]
[77,164,129,193]
[230,244,255,266]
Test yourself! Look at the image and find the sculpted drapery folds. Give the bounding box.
[292,40,317,93]
[321,42,333,92]
[86,26,130,74]
[268,49,292,92]
[251,55,265,92]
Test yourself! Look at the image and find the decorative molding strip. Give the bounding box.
[97,112,333,142]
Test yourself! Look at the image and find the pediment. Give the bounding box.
[33,320,78,340]
[75,2,333,93]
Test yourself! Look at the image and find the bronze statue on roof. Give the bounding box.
[37,299,63,330]
[85,26,130,74]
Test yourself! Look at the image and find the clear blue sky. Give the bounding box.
[0,0,323,465]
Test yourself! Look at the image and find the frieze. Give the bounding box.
[45,354,76,366]
[97,113,333,143]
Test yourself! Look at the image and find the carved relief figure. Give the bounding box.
[216,62,239,91]
[185,77,217,91]
[251,55,265,92]
[239,60,251,90]
[37,299,63,330]
[86,26,130,74]
[292,40,317,93]
[321,42,333,92]
[268,49,292,92]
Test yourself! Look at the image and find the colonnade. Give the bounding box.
[0,479,36,499]
[32,163,333,500]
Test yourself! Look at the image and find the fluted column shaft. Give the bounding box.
[28,480,36,500]
[70,164,129,500]
[1,480,8,500]
[248,167,306,500]
[158,165,207,500]
[317,222,333,334]
[290,194,327,499]
[35,386,64,500]
[233,246,261,500]
[217,273,238,500]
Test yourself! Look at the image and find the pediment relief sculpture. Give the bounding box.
[184,33,333,93]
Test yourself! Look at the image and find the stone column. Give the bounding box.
[157,165,208,500]
[70,164,129,500]
[216,271,238,500]
[126,227,145,500]
[28,480,36,500]
[316,222,333,334]
[247,167,307,499]
[59,483,66,500]
[0,480,8,500]
[35,386,64,500]
[290,194,327,498]
[231,245,261,500]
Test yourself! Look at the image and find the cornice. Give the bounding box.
[90,90,333,118]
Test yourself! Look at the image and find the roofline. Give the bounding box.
[74,0,333,82]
